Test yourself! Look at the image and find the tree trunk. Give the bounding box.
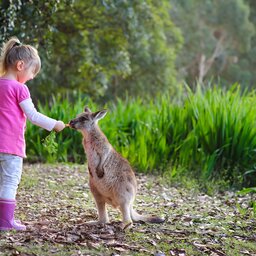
[198,34,226,84]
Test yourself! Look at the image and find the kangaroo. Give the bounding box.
[69,107,165,228]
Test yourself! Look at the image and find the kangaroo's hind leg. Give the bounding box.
[95,198,109,223]
[119,180,136,229]
[119,202,133,229]
[89,180,109,224]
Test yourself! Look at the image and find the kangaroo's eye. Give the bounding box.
[80,116,88,121]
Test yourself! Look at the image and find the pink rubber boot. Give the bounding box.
[0,199,26,231]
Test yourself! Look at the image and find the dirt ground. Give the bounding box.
[0,164,255,256]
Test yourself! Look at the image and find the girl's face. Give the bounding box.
[16,62,36,83]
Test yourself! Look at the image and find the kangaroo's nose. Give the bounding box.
[69,120,75,127]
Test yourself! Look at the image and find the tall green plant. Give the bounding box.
[25,86,256,188]
[186,85,256,184]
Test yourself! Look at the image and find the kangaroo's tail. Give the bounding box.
[130,207,165,224]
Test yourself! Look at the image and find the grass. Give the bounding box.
[24,85,256,188]
[0,163,255,256]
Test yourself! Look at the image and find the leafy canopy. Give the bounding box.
[0,0,182,101]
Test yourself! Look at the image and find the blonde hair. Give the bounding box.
[0,36,41,77]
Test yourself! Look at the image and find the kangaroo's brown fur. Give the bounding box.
[69,107,164,228]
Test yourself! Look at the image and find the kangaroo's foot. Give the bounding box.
[120,203,133,230]
[120,221,133,230]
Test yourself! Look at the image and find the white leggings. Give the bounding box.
[0,153,23,200]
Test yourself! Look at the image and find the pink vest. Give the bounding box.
[0,79,30,157]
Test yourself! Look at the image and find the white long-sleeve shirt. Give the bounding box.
[19,98,57,131]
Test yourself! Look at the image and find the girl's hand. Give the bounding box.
[54,121,65,132]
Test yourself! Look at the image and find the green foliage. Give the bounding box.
[2,0,256,99]
[42,132,58,163]
[237,187,256,217]
[25,85,256,188]
[0,0,72,46]
[0,0,182,101]
[238,187,256,194]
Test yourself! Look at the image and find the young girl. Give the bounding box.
[0,37,66,231]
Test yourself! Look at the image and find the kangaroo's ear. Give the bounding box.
[93,109,107,121]
[84,106,92,113]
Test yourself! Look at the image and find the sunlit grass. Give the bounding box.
[25,85,256,188]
